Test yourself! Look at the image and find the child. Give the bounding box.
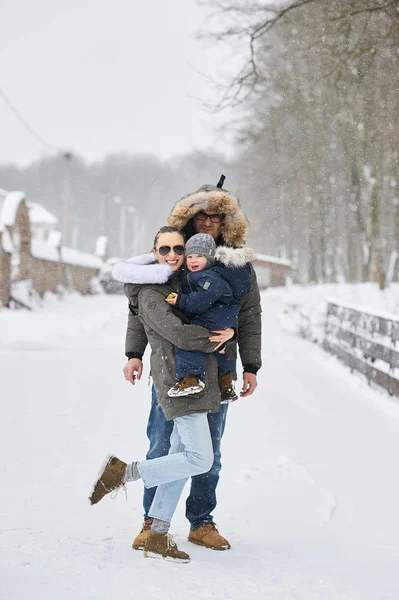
[166,233,252,402]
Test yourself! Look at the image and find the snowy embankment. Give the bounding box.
[1,288,399,599]
[268,282,399,343]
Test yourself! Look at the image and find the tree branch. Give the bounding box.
[321,17,372,80]
[330,0,399,22]
[251,0,318,40]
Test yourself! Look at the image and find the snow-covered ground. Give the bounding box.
[1,287,399,599]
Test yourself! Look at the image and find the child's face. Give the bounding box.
[186,254,208,272]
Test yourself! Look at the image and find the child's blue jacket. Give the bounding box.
[176,262,251,330]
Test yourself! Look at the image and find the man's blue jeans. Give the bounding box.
[143,386,229,530]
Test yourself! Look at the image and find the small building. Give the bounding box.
[0,216,13,307]
[27,201,59,241]
[253,253,291,288]
[0,187,104,307]
[0,190,32,281]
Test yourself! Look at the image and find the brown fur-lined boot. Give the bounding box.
[89,455,127,505]
[219,373,238,402]
[132,518,153,550]
[144,533,191,563]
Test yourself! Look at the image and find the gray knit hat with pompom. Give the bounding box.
[185,233,216,266]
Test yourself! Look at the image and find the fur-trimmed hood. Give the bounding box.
[215,246,254,267]
[168,184,249,248]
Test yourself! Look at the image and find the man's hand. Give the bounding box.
[165,293,178,306]
[209,328,234,351]
[123,358,143,385]
[240,372,257,397]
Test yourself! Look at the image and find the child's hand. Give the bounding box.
[165,293,178,305]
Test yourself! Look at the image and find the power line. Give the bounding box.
[0,86,62,155]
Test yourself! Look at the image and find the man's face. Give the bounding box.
[194,210,223,239]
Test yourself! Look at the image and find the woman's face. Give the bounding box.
[153,232,185,271]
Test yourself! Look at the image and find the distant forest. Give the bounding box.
[0,151,237,259]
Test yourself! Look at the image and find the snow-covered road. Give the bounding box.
[1,292,399,599]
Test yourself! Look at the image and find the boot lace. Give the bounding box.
[110,483,128,501]
[166,533,176,549]
[202,522,218,532]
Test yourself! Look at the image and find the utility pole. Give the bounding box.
[113,195,125,257]
[62,152,73,244]
[99,195,105,234]
[127,205,141,255]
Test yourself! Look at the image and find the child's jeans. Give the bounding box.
[175,347,234,380]
[137,412,213,523]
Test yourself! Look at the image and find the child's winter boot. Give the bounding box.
[168,376,205,397]
[218,373,238,402]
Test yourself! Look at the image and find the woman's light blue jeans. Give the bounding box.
[137,412,214,523]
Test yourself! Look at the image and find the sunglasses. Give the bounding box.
[195,211,223,223]
[156,245,185,256]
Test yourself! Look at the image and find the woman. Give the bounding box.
[89,226,233,564]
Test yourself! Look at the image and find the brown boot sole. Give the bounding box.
[143,549,191,563]
[188,538,231,551]
[132,544,144,551]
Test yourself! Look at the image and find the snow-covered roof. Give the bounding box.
[0,190,13,252]
[32,239,59,262]
[0,191,26,227]
[31,239,102,269]
[48,230,62,247]
[255,253,291,267]
[27,201,58,226]
[0,188,9,229]
[0,189,20,253]
[62,247,103,269]
[1,228,14,254]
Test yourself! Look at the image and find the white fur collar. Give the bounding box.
[215,246,254,267]
[112,252,173,284]
[112,246,253,284]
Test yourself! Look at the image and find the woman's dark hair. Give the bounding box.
[153,226,185,250]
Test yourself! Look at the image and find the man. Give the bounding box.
[122,177,262,550]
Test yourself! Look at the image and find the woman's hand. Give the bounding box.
[209,328,234,351]
[165,293,178,306]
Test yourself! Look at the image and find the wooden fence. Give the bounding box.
[323,300,399,397]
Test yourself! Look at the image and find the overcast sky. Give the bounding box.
[0,0,234,166]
